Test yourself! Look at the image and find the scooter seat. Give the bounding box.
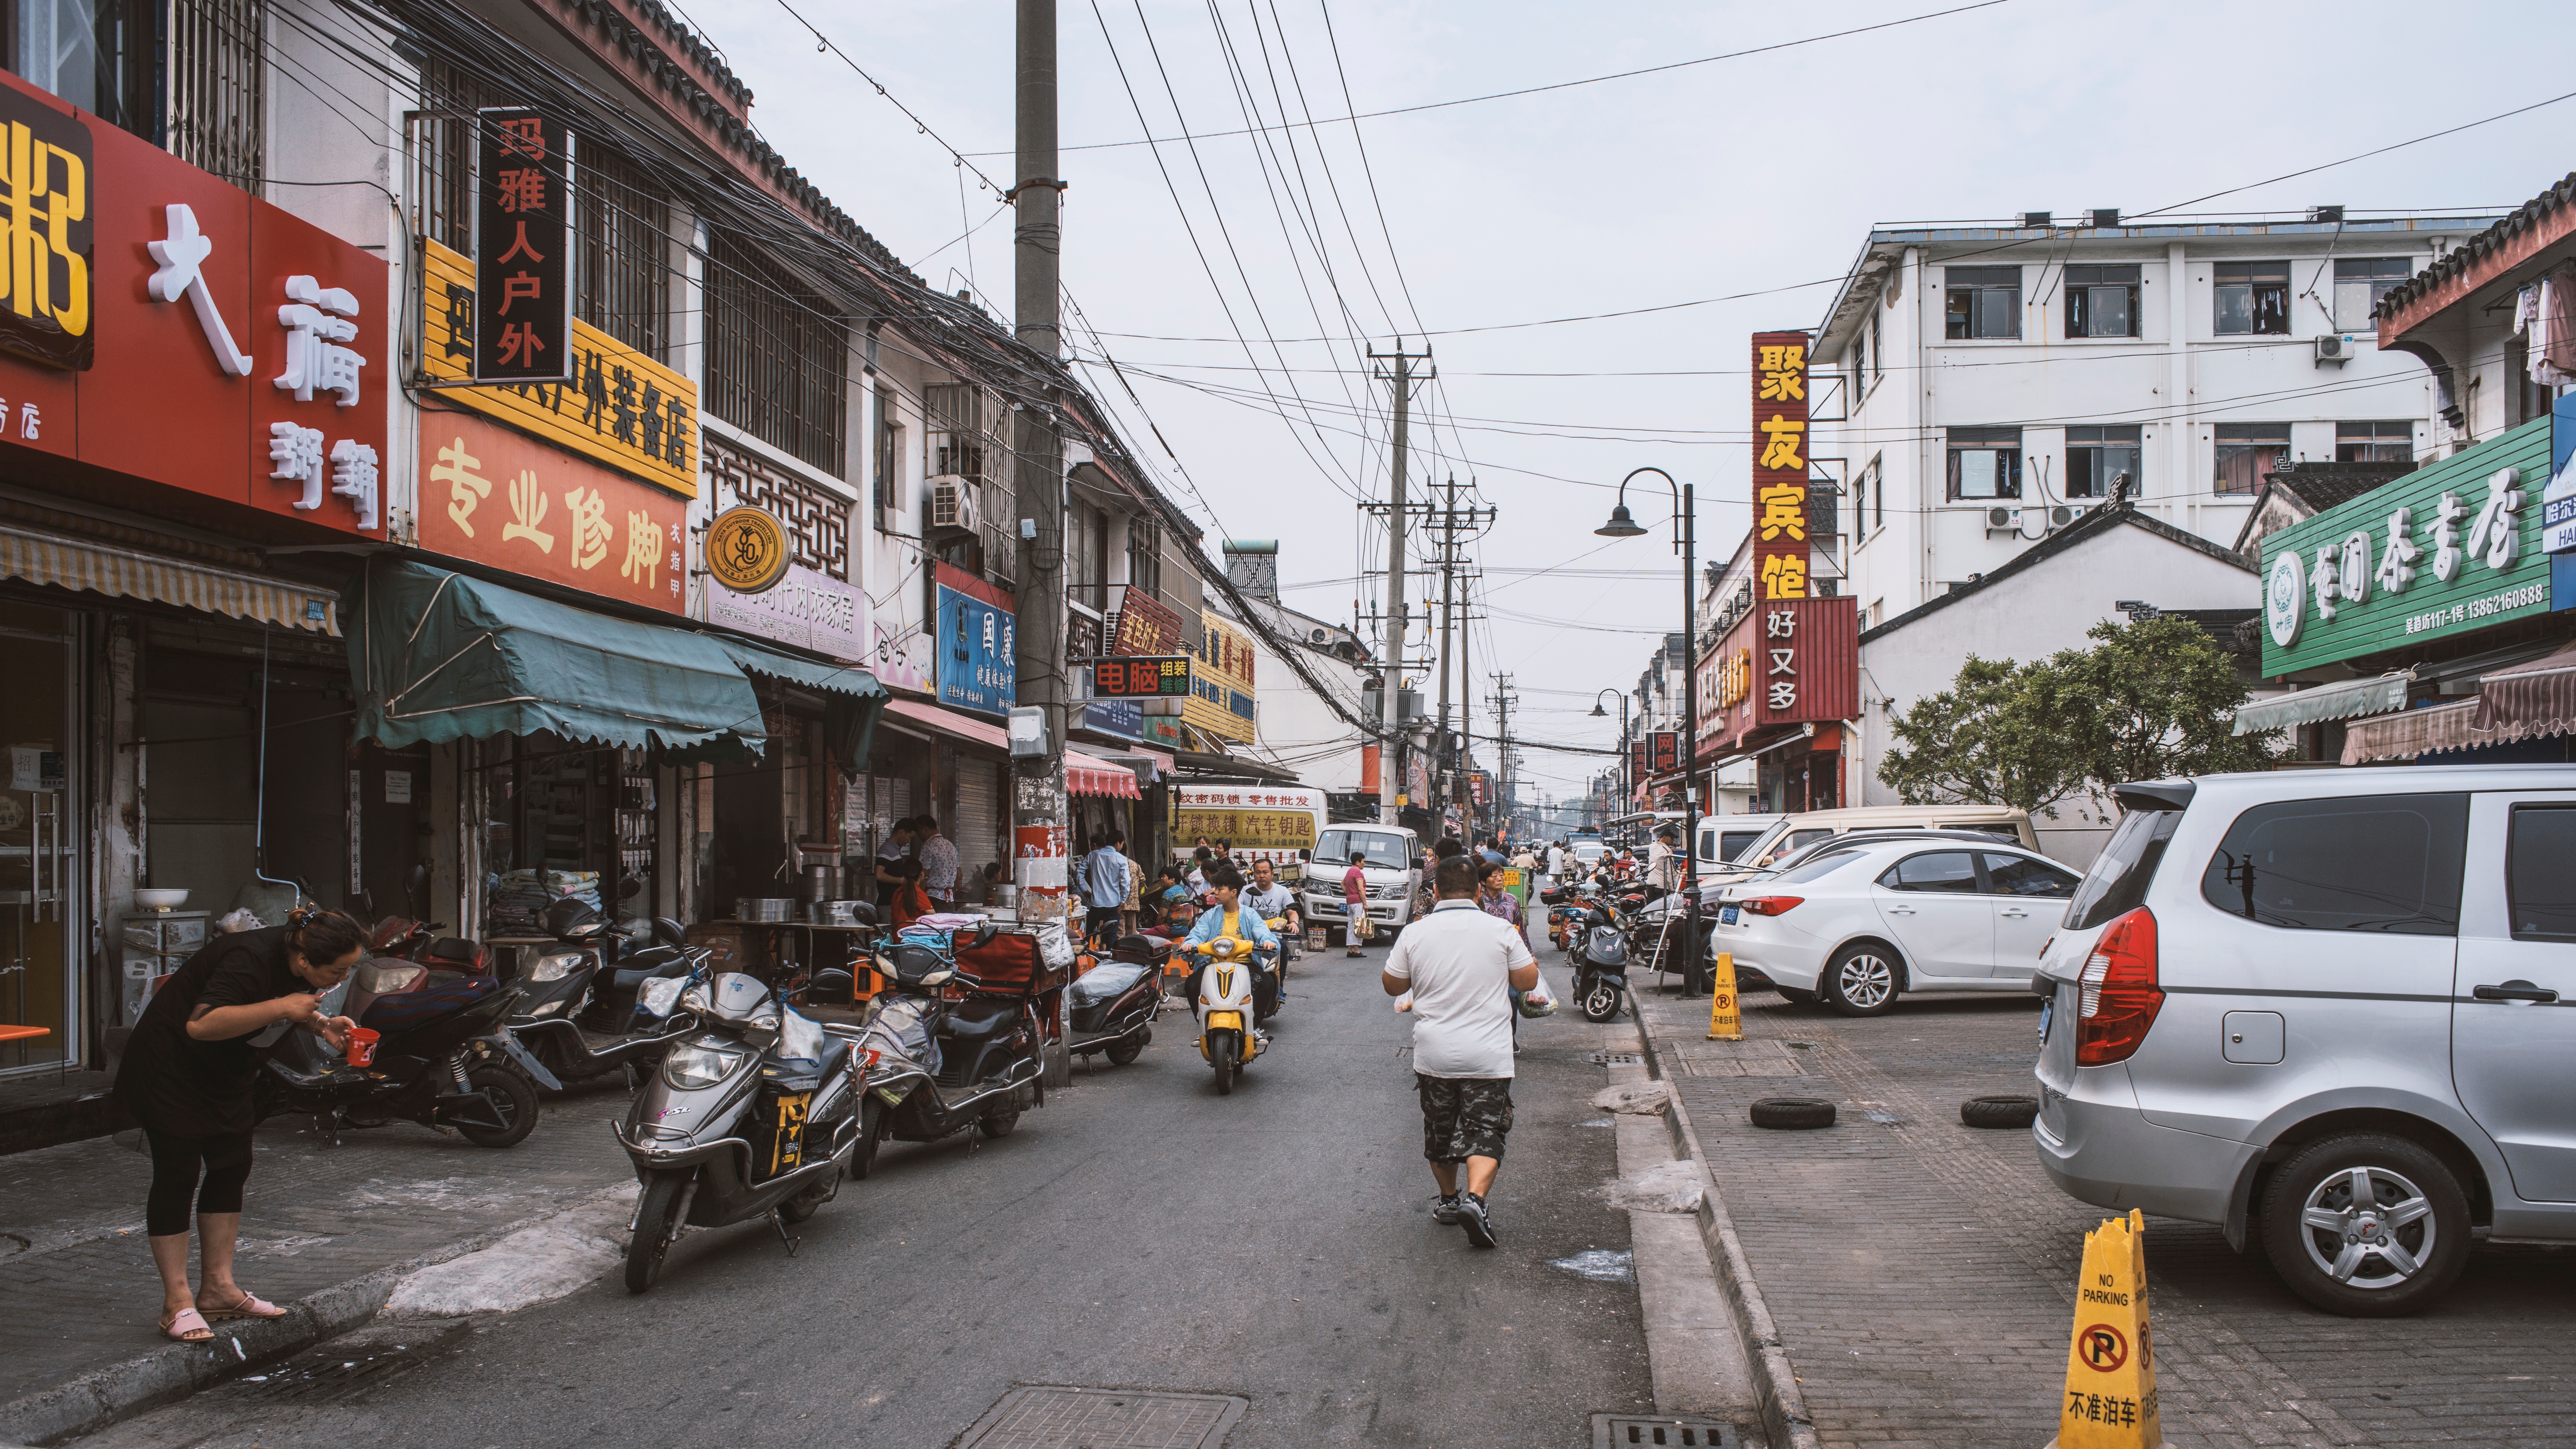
[937,999,1018,1039]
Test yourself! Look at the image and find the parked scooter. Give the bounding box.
[510,892,716,1084]
[849,921,1044,1177]
[1185,917,1283,1095]
[1566,896,1635,1024]
[257,958,556,1147]
[1063,935,1165,1067]
[615,968,866,1291]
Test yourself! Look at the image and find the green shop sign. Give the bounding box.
[2260,415,2556,676]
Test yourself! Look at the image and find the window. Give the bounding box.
[2334,421,2412,464]
[2065,809,2179,930]
[1982,853,2079,898]
[1850,330,1866,398]
[1773,850,1870,886]
[1945,266,2021,339]
[2332,258,2412,331]
[2213,424,2290,497]
[872,387,900,522]
[2064,425,2142,500]
[2506,807,2576,940]
[1946,427,2023,500]
[2214,261,2291,335]
[1125,515,1162,603]
[11,0,158,143]
[2199,793,2467,935]
[169,0,264,189]
[1316,830,1409,868]
[1852,468,1867,539]
[1880,850,1981,893]
[571,145,671,360]
[1867,456,1883,532]
[1718,829,1768,864]
[1869,309,1883,379]
[412,57,494,253]
[705,230,850,474]
[2063,264,2142,338]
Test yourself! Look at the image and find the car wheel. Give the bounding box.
[1823,944,1901,1017]
[1750,1097,1836,1130]
[2258,1132,2469,1317]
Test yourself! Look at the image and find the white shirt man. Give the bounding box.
[1645,833,1680,893]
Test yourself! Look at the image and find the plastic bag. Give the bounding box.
[1034,922,1077,970]
[638,976,686,1019]
[1519,971,1558,1018]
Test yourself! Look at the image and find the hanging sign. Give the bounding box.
[0,84,93,370]
[1110,588,1184,656]
[1650,731,1682,774]
[705,505,790,593]
[1751,331,1811,601]
[416,413,686,613]
[935,562,1015,717]
[1089,656,1192,697]
[1702,596,1861,755]
[474,108,571,384]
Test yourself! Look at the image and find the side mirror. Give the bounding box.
[970,922,998,950]
[408,863,430,893]
[843,901,879,926]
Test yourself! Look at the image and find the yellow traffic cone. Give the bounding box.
[1706,951,1742,1041]
[2044,1208,2164,1448]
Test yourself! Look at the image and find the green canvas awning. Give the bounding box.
[719,638,889,777]
[353,557,767,751]
[2231,671,2413,736]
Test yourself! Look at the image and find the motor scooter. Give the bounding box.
[1185,917,1283,1096]
[849,920,1044,1177]
[257,959,555,1147]
[509,892,717,1084]
[1567,897,1635,1024]
[1063,934,1165,1067]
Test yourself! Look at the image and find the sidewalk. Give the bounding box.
[0,1087,635,1444]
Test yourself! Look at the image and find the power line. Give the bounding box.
[769,0,1007,194]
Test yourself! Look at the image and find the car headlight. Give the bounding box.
[663,1042,747,1088]
[529,951,586,983]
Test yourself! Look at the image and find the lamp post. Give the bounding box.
[1597,468,1705,995]
[1588,688,1630,816]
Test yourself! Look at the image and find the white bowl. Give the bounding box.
[134,888,190,910]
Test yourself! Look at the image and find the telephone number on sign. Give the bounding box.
[2404,582,2547,635]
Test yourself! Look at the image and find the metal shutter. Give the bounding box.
[954,755,1003,880]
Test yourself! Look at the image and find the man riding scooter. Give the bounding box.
[1181,864,1282,1024]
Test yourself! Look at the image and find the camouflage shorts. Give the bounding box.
[1416,1073,1514,1163]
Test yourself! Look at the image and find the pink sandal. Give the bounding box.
[199,1289,286,1322]
[159,1306,214,1342]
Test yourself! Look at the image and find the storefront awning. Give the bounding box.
[715,639,886,701]
[0,523,341,635]
[2471,641,2576,745]
[2234,672,2413,736]
[353,557,764,751]
[882,697,1142,798]
[1067,747,1142,800]
[2341,700,2482,764]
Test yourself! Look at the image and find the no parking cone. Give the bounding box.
[2044,1208,2164,1448]
[1706,951,1741,1040]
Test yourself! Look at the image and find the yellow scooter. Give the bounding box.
[1188,917,1284,1096]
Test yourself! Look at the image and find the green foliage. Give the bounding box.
[1878,617,2283,815]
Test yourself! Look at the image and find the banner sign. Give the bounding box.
[474,108,571,384]
[935,561,1015,717]
[1651,731,1681,774]
[1089,656,1192,697]
[417,414,685,612]
[1110,587,1185,656]
[1751,331,1811,601]
[1701,595,1861,754]
[707,563,867,661]
[1183,610,1257,744]
[1173,784,1323,864]
[1079,699,1144,740]
[0,84,92,370]
[1631,740,1648,778]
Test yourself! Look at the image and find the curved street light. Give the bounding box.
[1590,688,1630,828]
[1595,467,1704,995]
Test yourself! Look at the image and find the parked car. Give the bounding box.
[1709,834,2079,1013]
[1715,804,2040,885]
[2032,766,2576,1317]
[1299,824,1422,942]
[1697,813,1788,870]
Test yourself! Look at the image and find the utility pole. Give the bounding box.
[1368,341,1431,823]
[1012,0,1072,1086]
[1429,475,1491,840]
[1488,672,1516,841]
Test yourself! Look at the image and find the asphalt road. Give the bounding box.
[81,933,1655,1448]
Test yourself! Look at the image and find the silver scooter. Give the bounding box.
[614,968,866,1293]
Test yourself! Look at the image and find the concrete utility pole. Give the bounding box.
[1429,475,1491,837]
[1489,672,1516,839]
[1368,341,1431,822]
[1013,0,1073,1086]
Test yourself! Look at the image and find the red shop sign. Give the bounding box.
[415,413,687,614]
[0,69,385,536]
[1701,595,1859,755]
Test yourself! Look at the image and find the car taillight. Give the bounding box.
[2073,908,2161,1066]
[1738,896,1803,917]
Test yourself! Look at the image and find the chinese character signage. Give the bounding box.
[1109,587,1184,656]
[422,239,697,498]
[474,109,570,384]
[2263,413,2559,674]
[1184,610,1257,744]
[1080,698,1144,740]
[0,83,93,371]
[1751,330,1811,601]
[1650,731,1681,774]
[1699,596,1860,755]
[1172,785,1321,862]
[2548,394,2575,609]
[935,561,1015,717]
[1089,656,1191,697]
[416,414,685,612]
[1630,739,1647,779]
[708,564,868,661]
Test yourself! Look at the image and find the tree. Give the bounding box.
[1877,655,2089,812]
[2052,616,2282,797]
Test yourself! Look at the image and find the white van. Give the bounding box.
[1699,814,1789,869]
[1300,823,1422,942]
[1714,804,2038,884]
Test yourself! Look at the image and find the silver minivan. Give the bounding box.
[2033,765,2576,1316]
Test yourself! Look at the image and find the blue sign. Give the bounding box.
[936,583,1015,717]
[2550,392,2576,610]
[1081,698,1144,740]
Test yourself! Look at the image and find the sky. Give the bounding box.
[685,0,2576,802]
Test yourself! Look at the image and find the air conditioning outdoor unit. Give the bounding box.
[1986,506,2016,531]
[2315,335,2353,366]
[927,474,979,538]
[2052,504,2083,529]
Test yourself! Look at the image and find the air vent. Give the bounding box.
[2022,210,2052,229]
[1987,506,2015,530]
[2089,208,2121,228]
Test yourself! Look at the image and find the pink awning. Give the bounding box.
[880,699,1138,798]
[2471,640,2576,745]
[1067,746,1142,800]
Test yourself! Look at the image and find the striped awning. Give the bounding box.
[0,524,340,634]
[2341,700,2482,764]
[2233,672,2411,736]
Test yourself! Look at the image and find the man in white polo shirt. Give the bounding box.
[1380,854,1540,1249]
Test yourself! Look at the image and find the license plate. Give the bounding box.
[2038,998,2053,1042]
[1719,905,1739,925]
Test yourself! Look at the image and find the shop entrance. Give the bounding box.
[0,604,77,1074]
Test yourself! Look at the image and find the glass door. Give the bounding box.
[0,604,76,1073]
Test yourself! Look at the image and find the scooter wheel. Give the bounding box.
[978,1109,1020,1138]
[849,1100,885,1180]
[455,1065,539,1148]
[1105,1029,1148,1067]
[625,1171,687,1294]
[1581,982,1623,1023]
[1210,1033,1238,1096]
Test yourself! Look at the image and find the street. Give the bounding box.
[69,945,1660,1449]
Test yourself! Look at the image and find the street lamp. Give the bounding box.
[1589,688,1630,815]
[1597,467,1704,995]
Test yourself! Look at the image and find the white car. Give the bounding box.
[1710,835,2081,1015]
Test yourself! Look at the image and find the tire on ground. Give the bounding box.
[1960,1094,2039,1129]
[1749,1097,1836,1130]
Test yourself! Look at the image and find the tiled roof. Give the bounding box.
[2265,459,2417,513]
[2376,171,2576,320]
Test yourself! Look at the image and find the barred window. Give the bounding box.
[704,230,849,475]
[410,57,493,253]
[11,0,158,142]
[573,142,670,360]
[169,0,263,190]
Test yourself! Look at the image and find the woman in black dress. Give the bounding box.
[113,909,366,1342]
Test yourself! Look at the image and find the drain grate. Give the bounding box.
[1591,1414,1739,1448]
[955,1386,1247,1449]
[1590,1050,1642,1066]
[227,1338,449,1404]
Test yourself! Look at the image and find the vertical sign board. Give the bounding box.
[1650,731,1682,775]
[934,561,1015,717]
[1752,331,1811,601]
[476,108,572,383]
[2546,393,2575,608]
[1630,740,1648,783]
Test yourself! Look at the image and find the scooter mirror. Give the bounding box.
[970,922,998,950]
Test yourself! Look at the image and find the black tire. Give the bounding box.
[1822,943,1902,1017]
[1750,1097,1837,1130]
[978,1108,1020,1138]
[624,1170,687,1294]
[849,1099,885,1180]
[1580,979,1622,1023]
[1776,985,1818,1005]
[455,1065,539,1148]
[2258,1132,2470,1317]
[1961,1095,2040,1130]
[1105,1029,1147,1066]
[1210,1031,1238,1096]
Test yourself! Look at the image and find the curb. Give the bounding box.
[0,1216,530,1447]
[1631,1002,1823,1449]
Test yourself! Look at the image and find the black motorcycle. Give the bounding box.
[509,893,713,1084]
[1064,934,1167,1067]
[257,959,556,1147]
[850,922,1044,1177]
[1567,896,1635,1024]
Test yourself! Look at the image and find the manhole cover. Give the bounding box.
[1591,1413,1739,1448]
[228,1338,446,1403]
[1590,1051,1642,1065]
[955,1386,1246,1449]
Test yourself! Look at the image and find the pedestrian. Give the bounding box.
[1214,837,1235,866]
[1646,826,1681,894]
[113,907,368,1342]
[1187,846,1213,901]
[1080,829,1130,944]
[1478,837,1506,867]
[1120,841,1146,939]
[873,816,917,910]
[916,812,959,912]
[1476,859,1523,931]
[1380,856,1540,1249]
[1342,850,1371,957]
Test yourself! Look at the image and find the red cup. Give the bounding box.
[344,1027,380,1068]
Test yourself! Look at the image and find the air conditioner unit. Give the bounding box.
[1986,506,2016,531]
[2315,335,2353,366]
[927,473,979,538]
[1308,627,1328,644]
[2052,504,2082,529]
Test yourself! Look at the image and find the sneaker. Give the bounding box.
[1456,1192,1498,1249]
[1430,1194,1462,1224]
